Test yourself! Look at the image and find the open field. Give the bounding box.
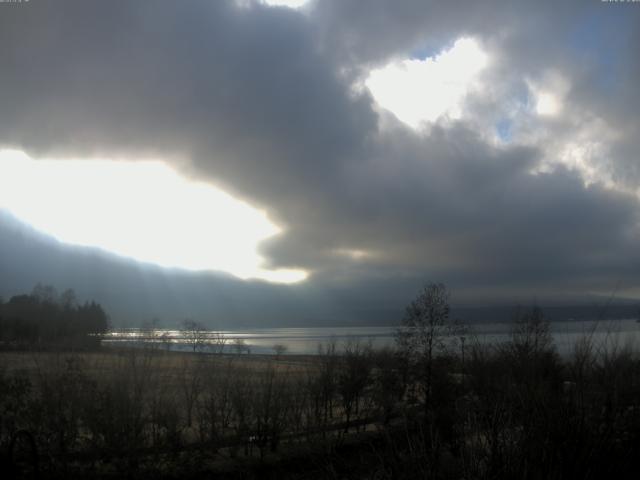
[0,349,317,377]
[0,345,401,478]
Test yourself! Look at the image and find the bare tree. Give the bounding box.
[210,330,228,355]
[233,337,250,355]
[273,343,288,359]
[501,305,559,390]
[509,305,553,357]
[197,359,235,447]
[229,368,255,456]
[371,347,404,425]
[160,332,173,351]
[338,339,372,432]
[181,319,207,353]
[317,340,339,431]
[140,317,161,349]
[253,364,289,456]
[179,357,204,428]
[396,282,454,411]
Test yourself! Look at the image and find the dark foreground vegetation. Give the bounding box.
[1,283,640,479]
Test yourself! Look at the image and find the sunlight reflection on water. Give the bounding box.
[103,319,640,356]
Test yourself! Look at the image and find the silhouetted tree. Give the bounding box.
[181,319,207,353]
[32,283,59,306]
[233,337,249,355]
[60,289,77,310]
[273,343,287,359]
[396,282,454,411]
[0,285,108,347]
[317,340,338,429]
[371,347,404,424]
[338,339,372,432]
[209,330,227,355]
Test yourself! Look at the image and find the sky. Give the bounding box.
[1,0,639,325]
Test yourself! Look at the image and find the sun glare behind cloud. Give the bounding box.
[527,72,569,117]
[0,150,307,284]
[535,92,561,116]
[365,37,488,128]
[262,0,308,8]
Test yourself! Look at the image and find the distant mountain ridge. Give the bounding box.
[1,210,638,329]
[452,304,640,324]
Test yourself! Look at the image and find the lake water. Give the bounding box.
[103,318,640,356]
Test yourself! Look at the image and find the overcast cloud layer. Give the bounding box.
[1,0,639,320]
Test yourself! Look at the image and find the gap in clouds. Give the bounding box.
[365,37,489,129]
[0,150,307,284]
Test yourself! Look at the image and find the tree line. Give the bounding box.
[0,284,109,348]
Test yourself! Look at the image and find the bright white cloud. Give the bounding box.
[0,150,307,284]
[365,38,489,128]
[262,0,308,8]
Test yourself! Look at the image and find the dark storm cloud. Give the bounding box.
[264,119,640,290]
[1,0,639,314]
[312,0,586,69]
